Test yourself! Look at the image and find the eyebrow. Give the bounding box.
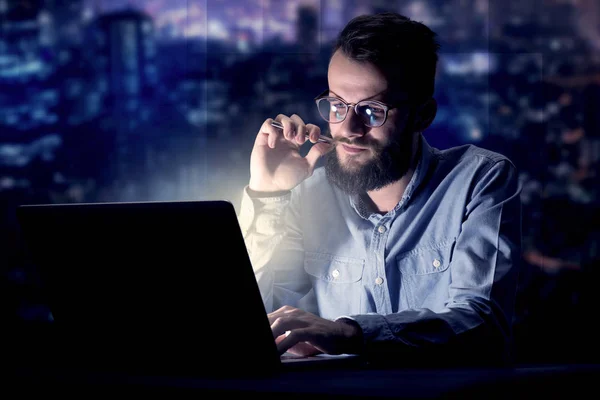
[328,89,389,104]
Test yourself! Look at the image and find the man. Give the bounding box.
[238,12,522,367]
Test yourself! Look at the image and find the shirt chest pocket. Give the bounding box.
[304,252,365,318]
[396,240,455,310]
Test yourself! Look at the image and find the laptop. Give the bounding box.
[15,199,362,378]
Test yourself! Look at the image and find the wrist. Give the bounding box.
[337,318,364,355]
[246,186,290,198]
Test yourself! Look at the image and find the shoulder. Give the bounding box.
[433,143,517,174]
[425,141,521,198]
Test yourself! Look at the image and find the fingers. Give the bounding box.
[273,327,312,356]
[258,118,283,149]
[258,114,329,150]
[277,333,321,357]
[288,114,309,145]
[274,114,315,146]
[269,306,332,356]
[305,123,322,143]
[258,115,303,149]
[269,306,304,339]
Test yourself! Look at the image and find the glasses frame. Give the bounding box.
[314,89,410,128]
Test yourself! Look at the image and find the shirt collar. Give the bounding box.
[350,133,434,218]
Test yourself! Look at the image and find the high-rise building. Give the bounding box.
[296,4,319,51]
[84,8,159,197]
[87,8,157,104]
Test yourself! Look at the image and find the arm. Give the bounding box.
[238,186,313,313]
[240,186,361,358]
[238,114,331,313]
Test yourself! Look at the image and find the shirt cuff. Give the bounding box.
[239,186,291,236]
[335,316,366,354]
[338,314,397,346]
[246,186,291,199]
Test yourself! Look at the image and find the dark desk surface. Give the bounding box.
[8,361,600,399]
[5,325,600,398]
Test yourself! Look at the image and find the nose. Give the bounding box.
[337,106,367,139]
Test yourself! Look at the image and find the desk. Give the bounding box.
[8,362,600,399]
[5,326,600,398]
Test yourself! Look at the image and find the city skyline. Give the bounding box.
[83,0,327,43]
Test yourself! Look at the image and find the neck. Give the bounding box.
[365,169,415,214]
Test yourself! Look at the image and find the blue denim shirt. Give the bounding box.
[238,134,522,363]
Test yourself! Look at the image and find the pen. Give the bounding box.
[270,120,332,144]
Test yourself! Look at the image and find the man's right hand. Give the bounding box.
[248,114,332,193]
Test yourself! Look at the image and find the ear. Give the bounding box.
[413,98,437,132]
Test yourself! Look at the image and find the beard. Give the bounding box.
[324,126,415,195]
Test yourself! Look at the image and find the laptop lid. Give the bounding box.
[15,200,282,377]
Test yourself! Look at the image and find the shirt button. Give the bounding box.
[433,259,441,268]
[377,225,386,234]
[375,277,384,285]
[332,269,340,278]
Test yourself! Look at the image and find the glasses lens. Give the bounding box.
[356,102,387,127]
[317,98,347,123]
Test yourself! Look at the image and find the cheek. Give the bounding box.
[370,120,400,141]
[388,112,410,132]
[328,124,340,137]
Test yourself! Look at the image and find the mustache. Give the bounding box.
[333,136,405,154]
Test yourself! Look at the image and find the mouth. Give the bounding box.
[340,144,368,154]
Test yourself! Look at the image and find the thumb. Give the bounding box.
[304,142,333,175]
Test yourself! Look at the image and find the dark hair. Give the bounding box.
[333,12,440,101]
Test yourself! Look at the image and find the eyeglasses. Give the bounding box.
[314,89,407,128]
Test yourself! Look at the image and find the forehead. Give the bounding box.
[327,50,391,101]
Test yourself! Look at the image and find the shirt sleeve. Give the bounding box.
[346,158,523,366]
[238,186,313,313]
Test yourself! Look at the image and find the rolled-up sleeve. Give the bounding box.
[238,186,313,313]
